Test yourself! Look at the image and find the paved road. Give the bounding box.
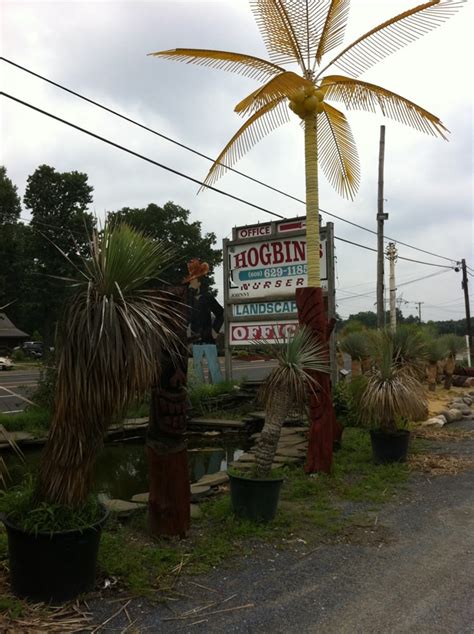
[0,362,273,414]
[88,427,474,633]
[0,370,40,414]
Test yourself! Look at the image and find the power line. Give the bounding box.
[0,91,460,271]
[1,56,461,266]
[1,91,284,220]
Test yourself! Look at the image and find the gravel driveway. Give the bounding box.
[89,425,474,633]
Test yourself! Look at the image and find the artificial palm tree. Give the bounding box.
[256,327,329,476]
[37,224,182,506]
[150,0,463,472]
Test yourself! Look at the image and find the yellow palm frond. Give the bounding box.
[315,0,350,64]
[201,97,289,190]
[250,0,306,69]
[317,104,360,199]
[317,0,465,79]
[148,48,283,83]
[321,75,449,139]
[235,71,312,116]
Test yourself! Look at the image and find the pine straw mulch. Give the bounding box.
[408,453,474,476]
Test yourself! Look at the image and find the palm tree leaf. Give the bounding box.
[317,103,360,199]
[250,0,306,69]
[235,71,312,116]
[315,0,351,64]
[201,97,289,190]
[318,0,465,79]
[148,48,283,82]
[321,75,449,139]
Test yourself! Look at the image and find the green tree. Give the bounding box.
[107,202,222,288]
[0,166,28,326]
[22,165,96,341]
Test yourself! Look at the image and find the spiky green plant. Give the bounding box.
[375,325,428,379]
[255,327,329,476]
[360,331,427,433]
[340,330,370,376]
[439,334,466,388]
[37,224,183,507]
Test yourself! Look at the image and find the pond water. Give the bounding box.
[3,434,249,500]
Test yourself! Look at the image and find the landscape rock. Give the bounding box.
[103,499,142,517]
[445,408,463,423]
[131,492,149,504]
[423,417,446,428]
[462,397,472,406]
[235,452,256,463]
[276,446,307,458]
[196,471,229,487]
[190,484,211,501]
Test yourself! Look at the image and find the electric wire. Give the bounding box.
[0,91,461,271]
[1,56,461,266]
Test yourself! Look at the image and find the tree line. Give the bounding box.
[0,165,222,343]
[339,309,467,337]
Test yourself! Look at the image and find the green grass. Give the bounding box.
[0,407,50,435]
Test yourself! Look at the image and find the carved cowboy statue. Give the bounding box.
[146,259,223,537]
[184,259,224,384]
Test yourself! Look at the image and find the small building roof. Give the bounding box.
[0,313,29,339]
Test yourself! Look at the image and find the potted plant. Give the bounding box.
[360,330,427,464]
[228,327,329,522]
[0,223,181,603]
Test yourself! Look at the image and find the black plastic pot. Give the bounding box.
[370,429,410,464]
[1,505,109,603]
[228,472,284,523]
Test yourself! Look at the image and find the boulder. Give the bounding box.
[422,416,446,428]
[190,484,211,501]
[445,408,463,423]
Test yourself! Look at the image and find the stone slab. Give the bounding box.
[103,499,142,516]
[196,471,229,487]
[131,492,149,504]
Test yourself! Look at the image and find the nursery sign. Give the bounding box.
[223,218,336,375]
[228,236,327,299]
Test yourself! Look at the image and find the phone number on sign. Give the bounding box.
[239,264,307,281]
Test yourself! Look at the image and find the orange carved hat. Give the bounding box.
[183,258,209,283]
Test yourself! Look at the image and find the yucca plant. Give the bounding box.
[150,0,464,473]
[424,338,448,392]
[339,331,370,377]
[255,327,329,477]
[385,325,428,380]
[37,223,182,507]
[440,334,466,389]
[360,331,427,434]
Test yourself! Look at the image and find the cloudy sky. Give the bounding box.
[2,0,473,322]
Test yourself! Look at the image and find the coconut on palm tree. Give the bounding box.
[150,0,463,474]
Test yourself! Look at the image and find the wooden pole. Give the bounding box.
[377,126,388,329]
[461,259,472,350]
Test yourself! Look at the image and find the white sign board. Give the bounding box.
[228,237,327,299]
[232,300,297,317]
[229,321,298,345]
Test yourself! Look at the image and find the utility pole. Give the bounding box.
[385,242,397,332]
[414,301,424,324]
[377,126,388,329]
[461,259,472,351]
